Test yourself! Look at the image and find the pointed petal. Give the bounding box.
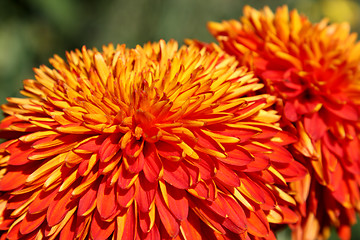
[78,181,99,217]
[117,164,138,189]
[246,209,270,237]
[98,133,122,162]
[215,162,240,187]
[166,184,188,220]
[156,141,182,161]
[135,176,157,212]
[47,187,76,227]
[115,204,137,240]
[220,146,254,166]
[163,160,191,189]
[97,176,118,220]
[59,214,76,240]
[116,184,135,208]
[139,206,155,233]
[141,223,160,240]
[180,210,202,239]
[304,112,327,140]
[7,141,33,165]
[155,191,179,238]
[221,194,247,233]
[19,211,46,235]
[143,143,163,183]
[90,210,115,240]
[28,186,60,214]
[0,164,40,191]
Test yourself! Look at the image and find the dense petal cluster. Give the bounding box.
[207,5,360,240]
[0,40,306,239]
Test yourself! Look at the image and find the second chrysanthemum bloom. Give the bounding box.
[207,5,360,240]
[0,40,306,239]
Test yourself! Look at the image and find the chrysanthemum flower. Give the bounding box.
[0,39,306,239]
[207,5,360,240]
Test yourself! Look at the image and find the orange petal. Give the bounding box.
[125,147,145,174]
[115,204,137,240]
[304,112,327,141]
[277,205,299,223]
[163,160,192,189]
[156,141,182,161]
[19,211,46,235]
[78,181,99,217]
[221,194,247,233]
[47,186,76,227]
[238,173,266,204]
[0,164,39,191]
[166,184,188,220]
[98,133,122,162]
[246,209,270,238]
[190,199,226,235]
[28,186,60,214]
[143,143,163,183]
[141,223,160,240]
[324,101,358,121]
[194,130,225,156]
[7,141,33,166]
[59,214,76,240]
[193,152,216,180]
[220,146,254,167]
[117,164,138,189]
[139,208,155,234]
[155,191,179,238]
[74,135,106,154]
[6,220,22,240]
[180,210,202,239]
[7,192,33,210]
[116,184,135,208]
[215,162,240,187]
[188,179,216,201]
[74,216,91,239]
[97,177,118,220]
[135,177,157,213]
[90,210,115,240]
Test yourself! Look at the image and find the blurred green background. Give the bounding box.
[0,0,360,239]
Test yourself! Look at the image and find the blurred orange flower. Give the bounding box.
[0,39,306,239]
[208,5,360,240]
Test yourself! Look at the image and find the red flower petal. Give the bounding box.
[163,160,192,189]
[142,143,163,183]
[7,141,33,166]
[166,184,189,220]
[59,214,76,240]
[19,211,46,235]
[180,211,202,239]
[98,133,122,162]
[135,176,157,213]
[47,187,76,227]
[115,204,137,240]
[214,162,240,187]
[97,176,118,220]
[78,181,99,216]
[304,112,327,141]
[90,210,115,240]
[246,209,270,237]
[28,186,60,214]
[155,191,179,238]
[116,184,135,208]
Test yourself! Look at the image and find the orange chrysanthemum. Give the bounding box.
[207,5,360,240]
[0,39,306,240]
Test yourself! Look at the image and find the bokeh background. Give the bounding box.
[0,0,360,239]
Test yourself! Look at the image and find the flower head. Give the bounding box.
[0,40,306,239]
[208,5,360,239]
